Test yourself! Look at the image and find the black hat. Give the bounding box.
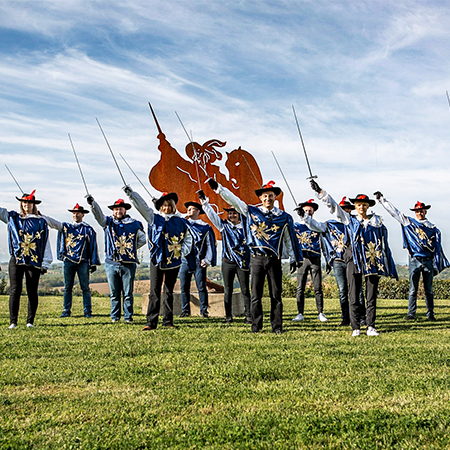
[16,190,41,205]
[410,201,431,211]
[224,207,239,213]
[255,180,281,197]
[339,196,355,210]
[154,192,178,211]
[297,198,319,212]
[184,201,205,215]
[350,194,376,207]
[107,198,132,210]
[68,203,90,214]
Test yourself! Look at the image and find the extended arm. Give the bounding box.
[377,196,410,226]
[0,207,9,224]
[123,186,154,225]
[214,184,248,217]
[41,214,63,231]
[200,197,223,232]
[302,214,327,233]
[316,190,350,225]
[89,199,107,228]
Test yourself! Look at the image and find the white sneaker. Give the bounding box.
[351,329,360,337]
[26,323,34,328]
[318,313,328,322]
[292,313,304,322]
[8,324,17,329]
[367,327,379,336]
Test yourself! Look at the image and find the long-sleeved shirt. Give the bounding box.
[215,184,298,262]
[378,197,449,271]
[90,200,146,264]
[314,190,397,278]
[42,215,100,265]
[0,207,53,269]
[125,188,192,258]
[201,197,250,269]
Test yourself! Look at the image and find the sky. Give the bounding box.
[0,0,450,264]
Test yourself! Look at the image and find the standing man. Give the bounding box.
[124,187,193,330]
[87,195,145,323]
[375,192,449,321]
[208,179,302,334]
[198,189,251,324]
[295,197,355,326]
[43,204,100,318]
[179,201,216,319]
[293,199,326,323]
[310,181,397,337]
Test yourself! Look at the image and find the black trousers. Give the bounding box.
[296,254,323,314]
[250,254,283,333]
[222,258,251,319]
[147,263,180,328]
[9,256,41,325]
[347,258,379,330]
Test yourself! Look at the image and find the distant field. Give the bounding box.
[1,295,450,449]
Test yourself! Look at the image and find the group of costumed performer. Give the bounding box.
[2,176,448,335]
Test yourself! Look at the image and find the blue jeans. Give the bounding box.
[63,260,91,315]
[408,256,434,317]
[332,260,349,322]
[105,262,137,321]
[179,258,208,314]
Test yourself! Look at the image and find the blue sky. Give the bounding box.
[1,0,450,264]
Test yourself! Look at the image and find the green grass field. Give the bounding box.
[1,294,450,449]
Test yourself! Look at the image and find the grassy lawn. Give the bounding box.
[1,294,450,449]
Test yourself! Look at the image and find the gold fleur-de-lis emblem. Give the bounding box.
[415,226,433,247]
[365,241,382,267]
[297,231,316,247]
[250,222,271,241]
[116,235,133,255]
[20,233,37,256]
[168,236,182,259]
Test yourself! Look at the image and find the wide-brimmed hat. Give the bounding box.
[154,192,178,211]
[350,194,376,207]
[16,190,41,205]
[68,203,90,214]
[339,196,355,210]
[224,207,239,213]
[297,199,319,212]
[184,201,205,215]
[410,201,431,211]
[108,198,132,210]
[255,180,281,197]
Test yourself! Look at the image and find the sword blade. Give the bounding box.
[292,105,317,180]
[68,133,90,197]
[271,151,297,206]
[5,164,24,194]
[119,153,156,200]
[174,111,202,190]
[95,118,127,186]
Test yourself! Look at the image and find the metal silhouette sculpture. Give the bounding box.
[148,103,284,239]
